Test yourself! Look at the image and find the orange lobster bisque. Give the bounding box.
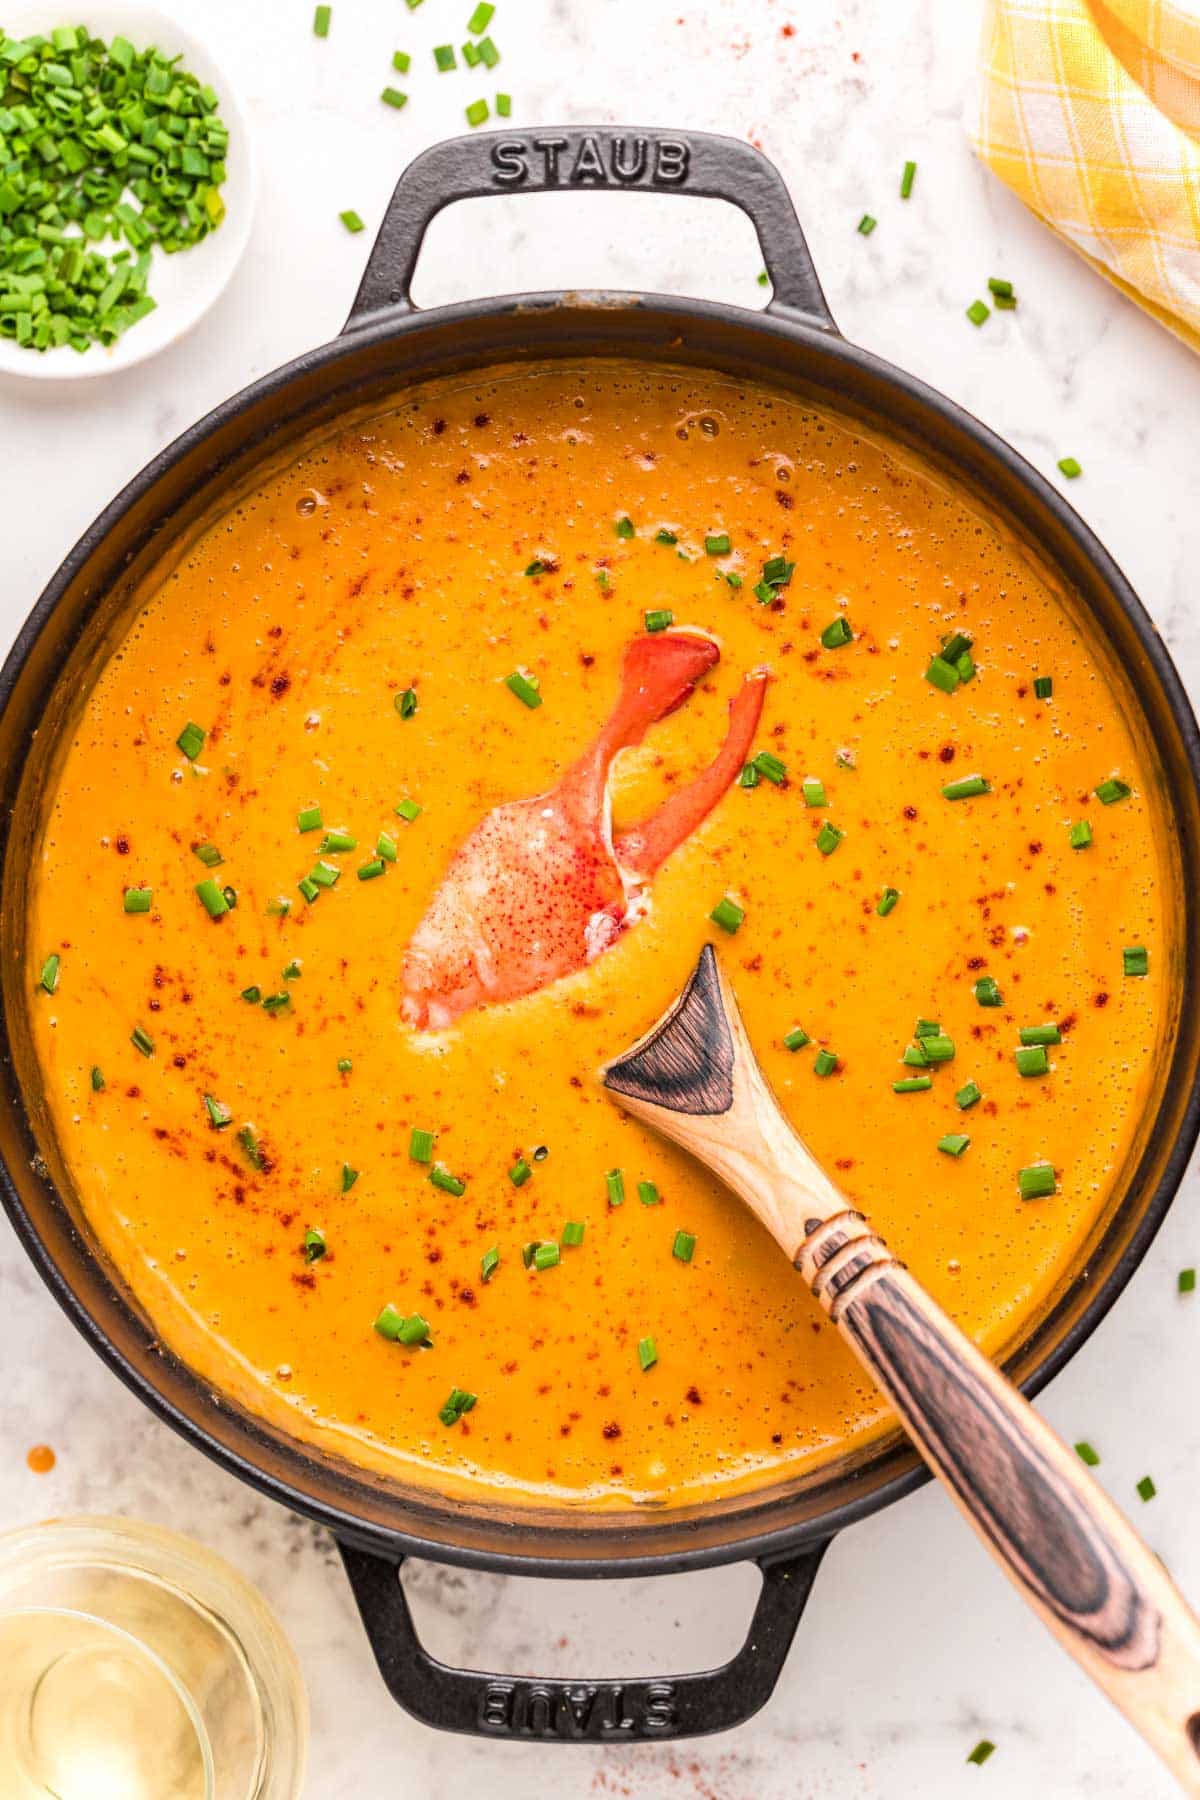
[28,362,1173,1508]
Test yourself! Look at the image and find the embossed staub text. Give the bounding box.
[490,134,690,188]
[478,1678,678,1738]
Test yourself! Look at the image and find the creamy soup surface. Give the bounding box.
[28,362,1169,1507]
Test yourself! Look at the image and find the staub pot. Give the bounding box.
[2,128,1199,1743]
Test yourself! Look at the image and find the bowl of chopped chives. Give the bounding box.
[0,4,254,378]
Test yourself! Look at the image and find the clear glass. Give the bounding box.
[0,1517,307,1800]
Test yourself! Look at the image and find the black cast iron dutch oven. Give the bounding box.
[3,127,1200,1744]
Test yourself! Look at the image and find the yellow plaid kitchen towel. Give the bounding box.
[971,0,1200,351]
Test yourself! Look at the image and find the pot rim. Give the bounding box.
[4,284,1199,1578]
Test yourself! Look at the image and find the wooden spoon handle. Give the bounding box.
[602,947,1200,1791]
[800,1212,1200,1792]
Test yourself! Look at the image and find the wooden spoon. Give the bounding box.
[601,944,1200,1792]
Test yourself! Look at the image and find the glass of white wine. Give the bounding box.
[0,1517,308,1800]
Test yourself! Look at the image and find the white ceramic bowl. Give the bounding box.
[0,3,255,380]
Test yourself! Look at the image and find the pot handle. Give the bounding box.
[337,1535,831,1740]
[343,126,837,335]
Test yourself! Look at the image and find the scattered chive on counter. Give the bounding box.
[1137,1475,1156,1502]
[1179,1268,1196,1294]
[380,87,407,111]
[339,210,364,234]
[465,98,489,127]
[856,214,876,236]
[313,5,331,36]
[1075,1440,1100,1466]
[966,1740,996,1766]
[1058,456,1082,479]
[900,160,916,198]
[966,299,990,327]
[0,28,230,355]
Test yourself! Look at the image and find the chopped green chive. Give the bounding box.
[439,1388,477,1426]
[304,1227,327,1264]
[925,655,960,695]
[90,1066,105,1092]
[877,886,901,917]
[900,160,916,198]
[821,617,852,649]
[561,1220,585,1248]
[195,878,228,919]
[381,87,408,110]
[1069,820,1093,849]
[704,532,731,556]
[467,1,495,29]
[757,269,769,286]
[357,859,386,881]
[966,298,990,326]
[505,670,542,709]
[241,986,262,1005]
[481,1246,500,1283]
[1074,1440,1100,1466]
[654,528,678,545]
[606,1169,625,1207]
[1137,1475,1156,1502]
[921,1035,956,1064]
[396,798,421,823]
[533,1241,560,1271]
[298,877,319,904]
[752,751,787,785]
[193,842,223,868]
[375,1305,431,1346]
[1019,1023,1061,1046]
[709,896,744,933]
[1095,777,1130,805]
[938,1133,970,1157]
[956,1080,982,1109]
[739,763,760,789]
[814,1048,839,1077]
[1123,945,1148,977]
[393,50,411,72]
[954,650,976,683]
[339,210,364,234]
[783,1027,811,1051]
[644,609,674,633]
[1018,1162,1056,1200]
[672,1229,696,1263]
[267,896,292,918]
[915,1019,941,1038]
[433,43,456,70]
[638,1180,660,1207]
[903,1043,929,1067]
[409,1127,435,1164]
[615,515,635,539]
[638,1336,658,1371]
[337,1057,352,1073]
[237,1124,265,1171]
[1057,456,1082,479]
[496,91,512,116]
[761,556,794,588]
[893,1076,933,1093]
[310,860,340,889]
[261,992,291,1014]
[396,688,418,719]
[966,1740,995,1766]
[1033,675,1053,699]
[857,214,877,236]
[942,775,990,800]
[802,778,827,807]
[477,36,500,68]
[341,1163,359,1193]
[430,1163,466,1197]
[297,805,322,833]
[376,832,398,864]
[815,822,843,856]
[176,722,205,761]
[1179,1268,1196,1294]
[973,976,1003,1007]
[462,39,481,65]
[39,954,60,994]
[203,1094,232,1130]
[313,4,331,34]
[508,1157,531,1188]
[319,829,356,853]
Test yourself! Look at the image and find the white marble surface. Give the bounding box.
[2,1,1199,1794]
